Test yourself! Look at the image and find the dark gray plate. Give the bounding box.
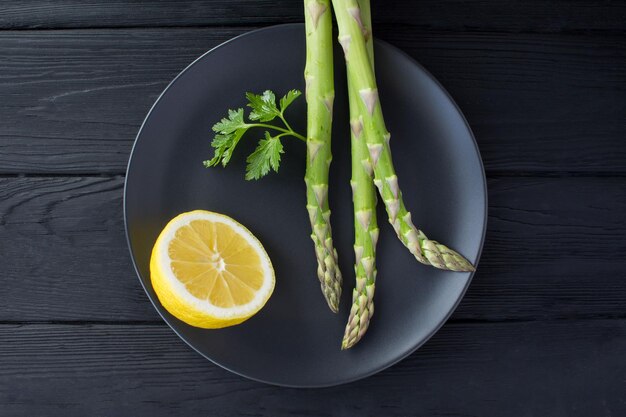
[125,24,486,388]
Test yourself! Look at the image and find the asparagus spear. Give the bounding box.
[304,0,343,312]
[342,0,377,349]
[332,0,475,272]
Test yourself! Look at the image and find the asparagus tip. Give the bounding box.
[354,245,364,264]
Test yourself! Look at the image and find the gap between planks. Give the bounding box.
[0,23,624,37]
[2,314,626,327]
[2,172,626,179]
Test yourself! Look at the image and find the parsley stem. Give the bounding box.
[252,123,306,142]
[291,131,307,142]
[279,113,299,139]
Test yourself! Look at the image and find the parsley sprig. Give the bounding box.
[204,90,305,180]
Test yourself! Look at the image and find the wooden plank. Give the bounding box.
[382,29,626,175]
[1,0,625,32]
[0,28,624,174]
[457,176,626,320]
[1,320,624,416]
[1,176,625,322]
[0,176,159,321]
[0,28,242,174]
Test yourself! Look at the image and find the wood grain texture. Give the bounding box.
[0,28,243,174]
[1,176,624,322]
[0,176,159,321]
[0,0,625,32]
[1,320,624,416]
[0,28,624,174]
[0,1,624,413]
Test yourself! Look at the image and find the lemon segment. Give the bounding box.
[150,210,275,328]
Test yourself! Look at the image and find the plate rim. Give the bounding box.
[124,23,488,388]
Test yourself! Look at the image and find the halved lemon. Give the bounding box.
[150,210,275,328]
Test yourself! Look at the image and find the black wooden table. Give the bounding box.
[1,1,625,416]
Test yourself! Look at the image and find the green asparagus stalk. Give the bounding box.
[304,0,343,312]
[342,0,377,349]
[332,0,475,272]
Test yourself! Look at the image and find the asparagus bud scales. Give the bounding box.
[304,0,343,312]
[331,0,475,272]
[205,2,345,313]
[342,0,378,349]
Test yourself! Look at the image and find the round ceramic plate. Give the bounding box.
[125,24,486,387]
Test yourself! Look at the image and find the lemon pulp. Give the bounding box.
[150,210,275,328]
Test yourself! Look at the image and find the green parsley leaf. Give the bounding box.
[212,108,247,134]
[246,90,280,122]
[204,128,247,167]
[205,89,303,175]
[279,90,302,113]
[203,133,230,167]
[245,131,284,180]
[205,108,249,167]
